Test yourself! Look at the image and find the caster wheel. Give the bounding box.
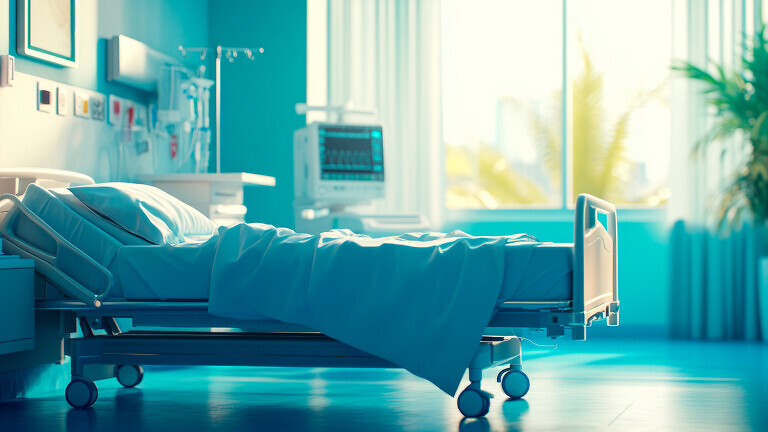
[457,388,490,418]
[66,378,98,409]
[501,370,530,399]
[116,365,144,388]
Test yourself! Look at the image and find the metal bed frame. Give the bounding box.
[0,170,619,418]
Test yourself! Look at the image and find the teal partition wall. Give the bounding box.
[208,0,307,228]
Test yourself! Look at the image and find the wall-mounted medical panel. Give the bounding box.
[107,35,179,92]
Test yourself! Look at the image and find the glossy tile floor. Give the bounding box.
[1,338,766,431]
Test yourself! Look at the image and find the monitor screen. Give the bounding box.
[318,125,384,181]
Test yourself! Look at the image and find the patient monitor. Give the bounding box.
[294,123,385,205]
[294,116,429,236]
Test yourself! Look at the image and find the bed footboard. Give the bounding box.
[571,194,619,339]
[488,194,619,340]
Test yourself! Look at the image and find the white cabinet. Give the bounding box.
[0,249,34,355]
[138,173,276,226]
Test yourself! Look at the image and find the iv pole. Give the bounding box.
[216,46,221,174]
[179,45,264,173]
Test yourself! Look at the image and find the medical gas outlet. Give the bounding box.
[74,92,89,118]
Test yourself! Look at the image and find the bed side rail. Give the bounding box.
[572,194,619,339]
[0,194,111,307]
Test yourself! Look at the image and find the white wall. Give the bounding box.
[0,1,112,179]
[0,72,151,181]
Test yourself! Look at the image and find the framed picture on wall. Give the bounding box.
[17,0,77,67]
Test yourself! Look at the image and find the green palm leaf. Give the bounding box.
[675,23,768,228]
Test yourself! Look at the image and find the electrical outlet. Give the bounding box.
[56,87,68,116]
[133,104,148,131]
[37,82,53,113]
[91,94,106,121]
[74,92,89,118]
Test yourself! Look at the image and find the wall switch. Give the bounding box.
[74,92,89,118]
[91,94,106,121]
[56,87,68,116]
[0,55,15,87]
[37,82,53,113]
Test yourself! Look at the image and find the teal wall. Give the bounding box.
[445,214,671,337]
[208,0,307,228]
[5,0,209,103]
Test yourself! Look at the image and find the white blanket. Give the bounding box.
[208,223,533,395]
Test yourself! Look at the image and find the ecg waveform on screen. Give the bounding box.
[323,149,373,171]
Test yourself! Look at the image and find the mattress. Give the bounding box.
[116,236,573,302]
[16,185,574,302]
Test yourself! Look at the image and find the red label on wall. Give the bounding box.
[171,135,178,158]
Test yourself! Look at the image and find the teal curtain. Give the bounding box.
[668,0,767,341]
[670,221,764,340]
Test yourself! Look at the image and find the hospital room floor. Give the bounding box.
[1,338,766,432]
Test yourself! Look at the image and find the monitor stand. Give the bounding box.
[294,204,431,237]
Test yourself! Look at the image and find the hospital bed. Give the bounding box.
[0,169,619,418]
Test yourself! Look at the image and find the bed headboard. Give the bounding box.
[0,168,95,196]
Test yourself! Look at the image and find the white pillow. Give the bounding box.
[69,182,217,245]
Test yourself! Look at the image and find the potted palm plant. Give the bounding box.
[675,26,768,340]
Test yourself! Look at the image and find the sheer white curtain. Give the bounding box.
[669,0,765,340]
[327,0,443,225]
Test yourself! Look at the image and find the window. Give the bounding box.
[443,0,672,209]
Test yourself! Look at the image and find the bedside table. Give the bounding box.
[0,248,34,355]
[138,173,276,226]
